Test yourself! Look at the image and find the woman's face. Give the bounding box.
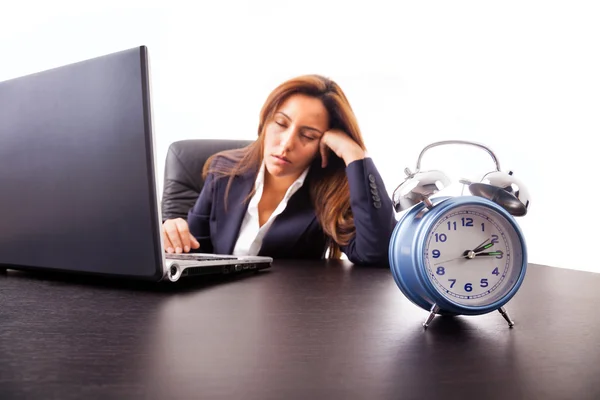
[263,93,329,180]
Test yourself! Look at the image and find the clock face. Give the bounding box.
[423,204,524,307]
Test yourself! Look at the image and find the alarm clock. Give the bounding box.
[389,140,530,329]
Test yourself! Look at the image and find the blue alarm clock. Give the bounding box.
[389,140,530,329]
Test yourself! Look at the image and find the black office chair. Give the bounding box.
[161,139,253,222]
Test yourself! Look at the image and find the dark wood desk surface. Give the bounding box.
[1,261,599,400]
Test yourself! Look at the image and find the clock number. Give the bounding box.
[495,251,504,259]
[434,233,447,242]
[481,223,485,232]
[448,279,456,288]
[492,267,500,276]
[461,217,473,227]
[432,250,441,258]
[436,267,445,275]
[447,221,457,231]
[464,283,473,292]
[491,234,499,244]
[480,278,489,288]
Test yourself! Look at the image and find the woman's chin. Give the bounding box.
[265,161,297,178]
[265,164,288,177]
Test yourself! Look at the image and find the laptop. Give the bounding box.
[0,45,272,282]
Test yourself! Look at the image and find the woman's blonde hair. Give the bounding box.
[203,74,366,258]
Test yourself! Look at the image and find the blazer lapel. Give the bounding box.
[258,184,316,257]
[216,170,256,255]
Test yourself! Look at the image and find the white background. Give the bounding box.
[1,0,598,273]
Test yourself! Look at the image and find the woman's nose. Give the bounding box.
[280,129,296,151]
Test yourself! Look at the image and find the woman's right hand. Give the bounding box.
[162,218,200,253]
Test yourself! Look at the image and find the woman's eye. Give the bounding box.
[275,121,286,127]
[302,134,316,141]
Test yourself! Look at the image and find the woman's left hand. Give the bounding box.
[320,129,365,168]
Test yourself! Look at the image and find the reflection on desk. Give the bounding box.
[1,261,599,400]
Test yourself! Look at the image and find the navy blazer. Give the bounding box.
[187,157,397,265]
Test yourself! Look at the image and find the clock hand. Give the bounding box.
[472,238,494,254]
[434,250,469,265]
[464,244,497,259]
[435,249,503,265]
[435,244,503,265]
[433,256,464,266]
[461,238,493,259]
[472,238,489,252]
[474,251,503,257]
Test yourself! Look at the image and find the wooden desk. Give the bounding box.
[1,261,599,399]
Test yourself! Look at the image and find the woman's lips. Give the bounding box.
[272,155,291,164]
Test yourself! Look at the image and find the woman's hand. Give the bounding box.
[320,129,365,168]
[162,218,200,253]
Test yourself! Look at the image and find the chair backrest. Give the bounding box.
[161,139,253,222]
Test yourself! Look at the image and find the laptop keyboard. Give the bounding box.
[165,253,239,261]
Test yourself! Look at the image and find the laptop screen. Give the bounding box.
[0,46,164,280]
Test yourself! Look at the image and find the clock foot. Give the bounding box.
[498,306,515,328]
[423,304,440,329]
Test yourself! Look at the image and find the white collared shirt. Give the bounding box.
[232,163,309,256]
